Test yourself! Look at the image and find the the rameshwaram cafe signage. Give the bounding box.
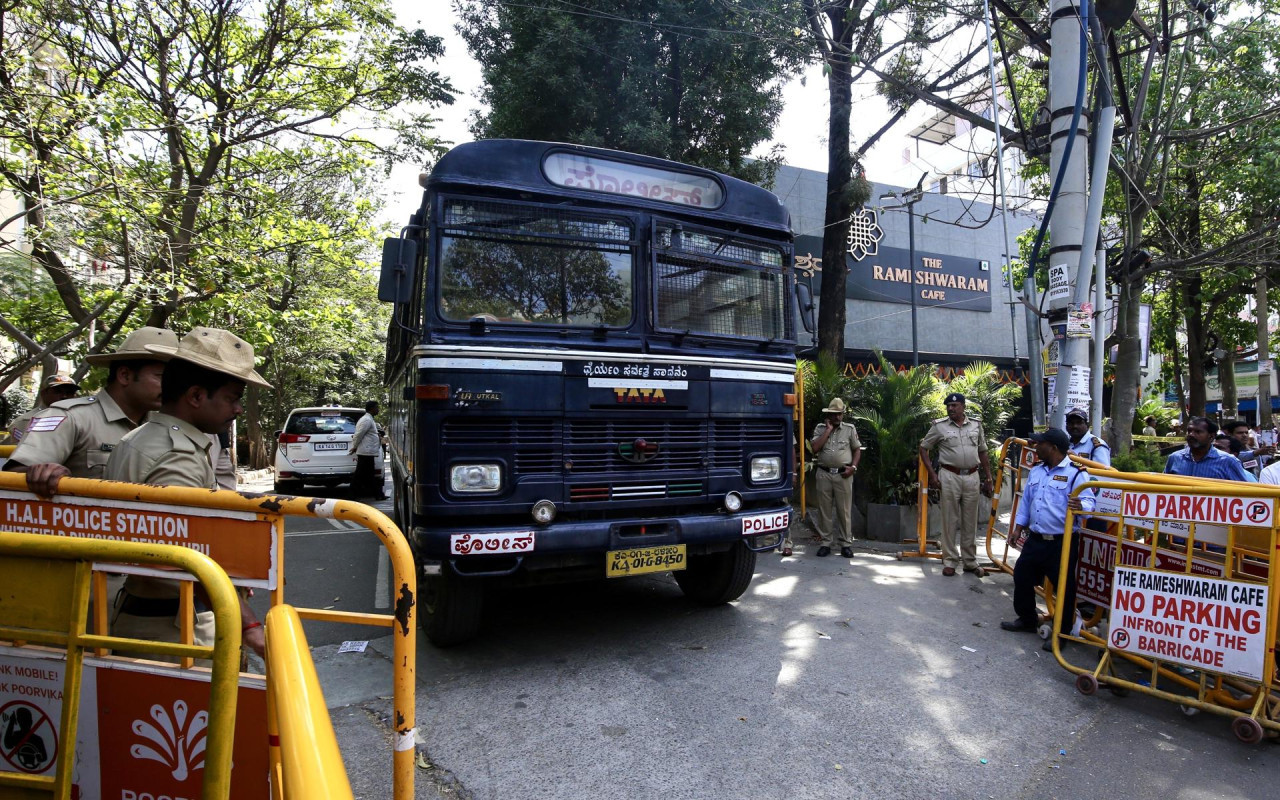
[794,211,993,313]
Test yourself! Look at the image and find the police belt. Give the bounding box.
[818,465,850,474]
[940,464,979,475]
[116,590,212,617]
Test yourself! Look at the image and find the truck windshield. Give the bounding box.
[438,198,634,327]
[653,222,789,342]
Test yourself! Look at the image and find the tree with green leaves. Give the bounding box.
[453,0,802,185]
[0,0,457,463]
[0,0,454,368]
[794,0,989,362]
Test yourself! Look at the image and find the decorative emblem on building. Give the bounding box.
[845,208,884,261]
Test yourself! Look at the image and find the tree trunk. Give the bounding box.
[816,54,853,363]
[1109,270,1143,452]
[245,384,269,469]
[1219,351,1237,421]
[1259,275,1272,426]
[1183,272,1207,417]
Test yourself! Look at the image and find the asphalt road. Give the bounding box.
[249,480,1277,799]
[242,474,395,648]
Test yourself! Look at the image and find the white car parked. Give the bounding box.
[274,406,384,493]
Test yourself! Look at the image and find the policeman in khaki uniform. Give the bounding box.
[4,328,177,495]
[1065,407,1111,467]
[106,327,272,658]
[810,397,861,558]
[3,375,80,444]
[920,392,994,576]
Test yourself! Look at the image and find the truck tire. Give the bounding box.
[674,542,757,605]
[420,566,484,647]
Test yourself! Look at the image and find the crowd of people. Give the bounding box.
[796,393,1278,649]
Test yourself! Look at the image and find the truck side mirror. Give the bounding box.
[795,281,816,334]
[378,237,418,303]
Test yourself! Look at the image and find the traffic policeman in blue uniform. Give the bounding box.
[1001,428,1095,651]
[1065,407,1110,467]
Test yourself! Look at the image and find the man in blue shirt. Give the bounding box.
[1224,419,1268,477]
[1001,428,1095,651]
[1164,417,1251,481]
[1065,407,1111,467]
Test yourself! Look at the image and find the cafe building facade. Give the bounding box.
[773,163,1040,385]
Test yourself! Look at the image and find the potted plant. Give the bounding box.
[851,352,940,540]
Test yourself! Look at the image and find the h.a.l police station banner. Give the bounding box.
[1108,568,1270,681]
[0,490,278,590]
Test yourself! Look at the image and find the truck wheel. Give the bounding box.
[420,566,484,647]
[674,542,757,605]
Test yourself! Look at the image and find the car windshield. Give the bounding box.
[438,198,634,327]
[285,412,362,435]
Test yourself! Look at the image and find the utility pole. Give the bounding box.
[1259,275,1272,427]
[1049,0,1108,430]
[981,0,1020,365]
[880,171,928,368]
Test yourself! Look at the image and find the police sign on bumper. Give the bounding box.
[742,511,788,535]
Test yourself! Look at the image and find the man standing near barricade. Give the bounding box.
[348,400,386,500]
[1163,417,1251,481]
[105,327,271,658]
[920,392,993,577]
[3,328,177,495]
[1001,428,1095,651]
[809,397,860,558]
[1224,419,1268,477]
[3,375,80,444]
[1065,407,1111,467]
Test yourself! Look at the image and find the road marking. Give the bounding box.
[327,517,348,530]
[285,530,350,538]
[375,548,390,609]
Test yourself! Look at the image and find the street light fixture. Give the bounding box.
[879,171,929,368]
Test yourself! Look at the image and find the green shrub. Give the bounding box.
[851,351,941,505]
[1111,447,1166,473]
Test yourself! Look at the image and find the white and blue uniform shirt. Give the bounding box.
[1015,459,1096,536]
[1068,434,1111,468]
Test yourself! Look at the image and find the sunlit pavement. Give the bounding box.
[295,514,1276,800]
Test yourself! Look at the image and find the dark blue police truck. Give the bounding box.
[379,140,810,645]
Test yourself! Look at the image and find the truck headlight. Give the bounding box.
[450,464,502,493]
[750,456,782,483]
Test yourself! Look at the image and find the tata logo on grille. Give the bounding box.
[619,438,661,464]
[613,387,667,404]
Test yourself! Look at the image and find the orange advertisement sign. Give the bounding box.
[0,490,278,589]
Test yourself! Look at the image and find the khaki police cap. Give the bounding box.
[84,326,180,366]
[821,397,847,414]
[146,327,272,389]
[41,374,79,390]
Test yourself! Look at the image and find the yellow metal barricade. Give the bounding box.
[1052,476,1280,743]
[265,605,355,800]
[899,457,943,561]
[0,532,242,799]
[0,472,417,799]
